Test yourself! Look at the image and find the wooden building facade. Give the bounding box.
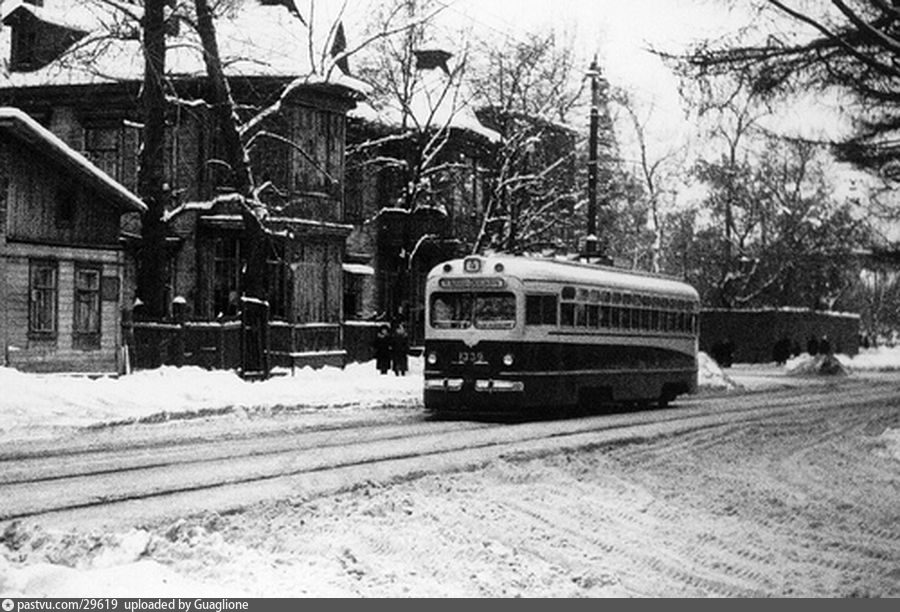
[0,1,367,369]
[0,107,145,372]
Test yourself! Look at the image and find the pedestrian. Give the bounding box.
[773,336,791,366]
[391,322,409,376]
[373,325,392,375]
[807,336,820,356]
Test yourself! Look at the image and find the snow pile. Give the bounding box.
[784,346,900,376]
[0,515,281,597]
[0,359,423,442]
[697,351,740,390]
[842,345,900,371]
[785,353,850,377]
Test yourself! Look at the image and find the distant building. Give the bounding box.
[0,107,145,372]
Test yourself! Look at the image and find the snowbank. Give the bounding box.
[697,351,739,390]
[0,359,423,442]
[3,347,899,442]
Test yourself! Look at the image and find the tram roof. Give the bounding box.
[430,255,700,300]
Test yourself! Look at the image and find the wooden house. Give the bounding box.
[0,0,367,369]
[0,107,146,372]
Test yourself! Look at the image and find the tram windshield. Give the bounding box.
[430,292,516,329]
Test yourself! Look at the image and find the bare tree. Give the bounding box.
[659,0,900,174]
[466,29,588,254]
[349,0,474,215]
[612,89,690,272]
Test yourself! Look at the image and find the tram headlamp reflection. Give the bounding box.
[502,353,514,366]
[427,351,438,365]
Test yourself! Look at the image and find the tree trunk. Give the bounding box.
[136,0,169,319]
[194,0,270,377]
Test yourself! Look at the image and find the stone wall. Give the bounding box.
[700,308,860,365]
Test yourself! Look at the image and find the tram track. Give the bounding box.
[1,377,897,528]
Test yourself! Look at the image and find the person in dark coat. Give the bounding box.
[807,336,820,356]
[773,336,791,366]
[373,325,392,375]
[391,323,409,376]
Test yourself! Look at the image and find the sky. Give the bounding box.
[447,0,747,120]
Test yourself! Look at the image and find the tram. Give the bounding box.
[423,254,700,415]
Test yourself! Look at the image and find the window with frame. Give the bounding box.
[267,240,289,320]
[84,126,120,180]
[430,292,516,330]
[74,264,101,349]
[29,260,58,338]
[213,235,242,318]
[13,28,37,68]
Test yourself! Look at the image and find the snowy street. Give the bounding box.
[1,350,899,596]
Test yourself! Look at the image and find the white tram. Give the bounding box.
[423,255,700,414]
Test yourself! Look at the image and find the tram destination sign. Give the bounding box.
[438,277,506,289]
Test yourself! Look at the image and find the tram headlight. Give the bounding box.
[502,353,514,366]
[427,351,438,365]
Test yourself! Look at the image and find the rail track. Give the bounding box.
[1,376,898,529]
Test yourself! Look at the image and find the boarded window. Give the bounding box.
[74,264,101,350]
[29,260,58,337]
[291,107,344,197]
[291,242,342,323]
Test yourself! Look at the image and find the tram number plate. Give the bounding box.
[456,351,486,364]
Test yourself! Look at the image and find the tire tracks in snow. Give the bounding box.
[1,378,898,532]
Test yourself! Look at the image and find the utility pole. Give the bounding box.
[586,56,599,248]
[584,56,613,264]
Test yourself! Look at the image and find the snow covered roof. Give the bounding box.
[0,0,369,97]
[0,0,97,32]
[349,69,500,143]
[0,106,145,213]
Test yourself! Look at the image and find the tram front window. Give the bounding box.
[430,292,516,329]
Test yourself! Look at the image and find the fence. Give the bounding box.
[129,320,349,372]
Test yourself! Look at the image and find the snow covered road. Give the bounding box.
[2,353,900,596]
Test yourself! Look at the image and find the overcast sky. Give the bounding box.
[448,0,744,109]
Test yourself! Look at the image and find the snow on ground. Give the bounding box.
[2,348,900,597]
[3,348,900,442]
[0,359,423,443]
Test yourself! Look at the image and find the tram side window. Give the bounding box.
[587,304,600,328]
[525,294,558,325]
[600,305,611,328]
[575,303,587,327]
[560,302,575,326]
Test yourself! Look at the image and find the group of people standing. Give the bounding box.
[373,323,410,376]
